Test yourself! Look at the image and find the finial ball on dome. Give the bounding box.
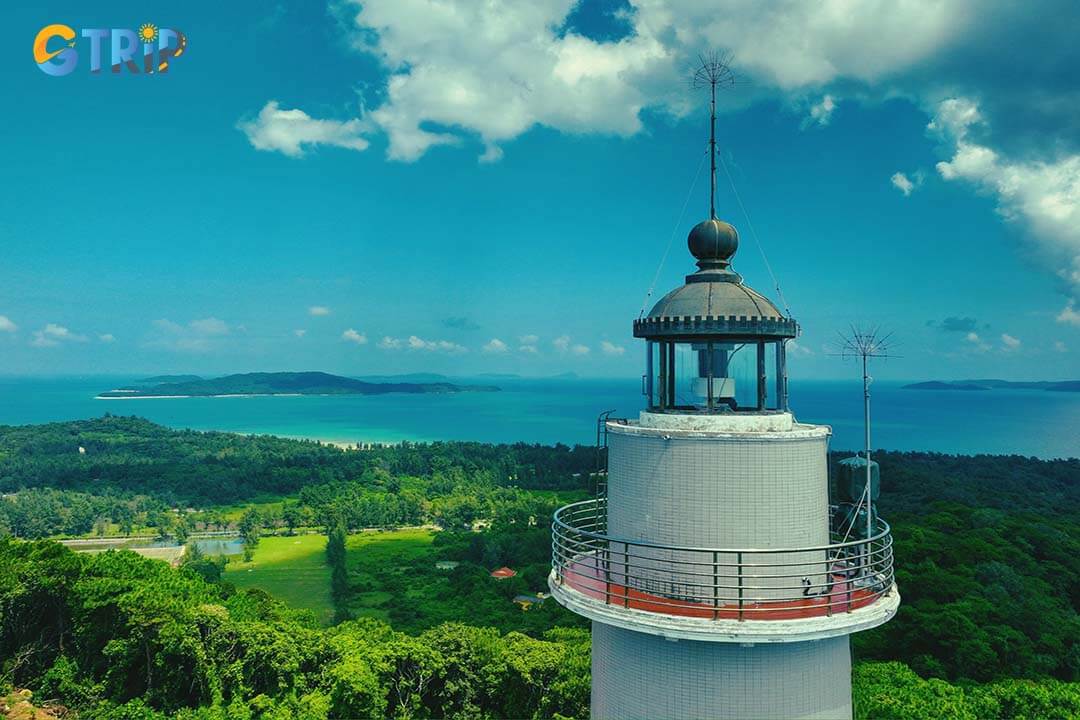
[688,219,739,262]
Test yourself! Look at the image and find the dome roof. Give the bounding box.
[632,215,797,341]
[645,278,784,321]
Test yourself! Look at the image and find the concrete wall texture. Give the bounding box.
[606,427,830,550]
[591,622,853,720]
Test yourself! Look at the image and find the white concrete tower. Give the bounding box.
[549,202,900,717]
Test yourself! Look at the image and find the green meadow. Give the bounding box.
[224,534,334,624]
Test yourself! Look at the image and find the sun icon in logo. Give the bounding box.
[138,23,158,44]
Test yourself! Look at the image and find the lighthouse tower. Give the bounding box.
[549,94,899,720]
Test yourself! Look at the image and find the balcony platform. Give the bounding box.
[551,499,900,643]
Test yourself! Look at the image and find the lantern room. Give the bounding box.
[633,217,798,413]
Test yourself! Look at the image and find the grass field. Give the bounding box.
[346,529,436,624]
[224,534,334,624]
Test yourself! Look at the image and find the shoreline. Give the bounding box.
[96,393,308,400]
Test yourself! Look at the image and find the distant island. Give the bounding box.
[97,371,500,399]
[903,379,1080,392]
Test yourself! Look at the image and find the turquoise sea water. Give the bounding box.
[0,376,1076,459]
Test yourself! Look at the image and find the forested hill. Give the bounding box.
[0,416,595,504]
[903,378,1080,391]
[96,371,500,398]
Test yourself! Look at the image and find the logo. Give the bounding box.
[34,23,186,76]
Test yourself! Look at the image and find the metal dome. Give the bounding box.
[633,217,796,341]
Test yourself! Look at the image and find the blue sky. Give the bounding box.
[1,1,1078,379]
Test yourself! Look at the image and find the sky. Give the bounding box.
[1,0,1078,380]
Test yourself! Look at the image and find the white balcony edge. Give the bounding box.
[549,570,900,644]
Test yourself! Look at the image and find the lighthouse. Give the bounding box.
[549,64,899,720]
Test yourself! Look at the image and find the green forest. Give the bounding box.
[1,416,1078,718]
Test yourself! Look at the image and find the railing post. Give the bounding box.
[712,550,719,620]
[737,551,744,621]
[604,539,611,606]
[825,552,832,617]
[846,546,854,613]
[623,542,630,608]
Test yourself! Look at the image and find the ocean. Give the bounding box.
[0,375,1076,459]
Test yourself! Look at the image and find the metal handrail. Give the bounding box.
[551,498,895,621]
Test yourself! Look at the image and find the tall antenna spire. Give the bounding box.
[834,326,897,548]
[692,51,736,220]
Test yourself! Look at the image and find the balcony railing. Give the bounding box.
[551,499,894,621]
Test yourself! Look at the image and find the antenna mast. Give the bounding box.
[836,326,896,551]
[692,52,736,220]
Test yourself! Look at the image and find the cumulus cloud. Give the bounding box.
[788,339,813,356]
[149,318,231,352]
[188,317,230,336]
[552,335,571,352]
[239,101,369,157]
[890,171,923,197]
[1057,300,1080,326]
[965,331,990,353]
[933,97,1080,304]
[1000,333,1021,350]
[379,335,466,354]
[482,338,508,354]
[0,315,16,333]
[804,95,836,127]
[600,340,625,356]
[294,329,307,338]
[1054,340,1067,352]
[98,333,116,343]
[309,306,331,317]
[342,329,368,344]
[286,0,989,164]
[31,323,87,348]
[571,344,591,356]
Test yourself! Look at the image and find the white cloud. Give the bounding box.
[294,329,307,338]
[238,101,369,157]
[805,95,836,127]
[408,336,467,354]
[1053,340,1067,352]
[1057,300,1080,326]
[482,338,508,354]
[788,339,813,356]
[571,344,591,356]
[342,329,368,345]
[149,318,231,352]
[309,306,331,317]
[31,323,88,348]
[0,315,16,333]
[299,0,967,162]
[965,331,990,353]
[1000,333,1021,350]
[98,333,115,343]
[188,317,230,336]
[553,335,571,352]
[933,98,1080,305]
[379,335,466,354]
[518,335,540,354]
[890,171,919,196]
[600,340,625,356]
